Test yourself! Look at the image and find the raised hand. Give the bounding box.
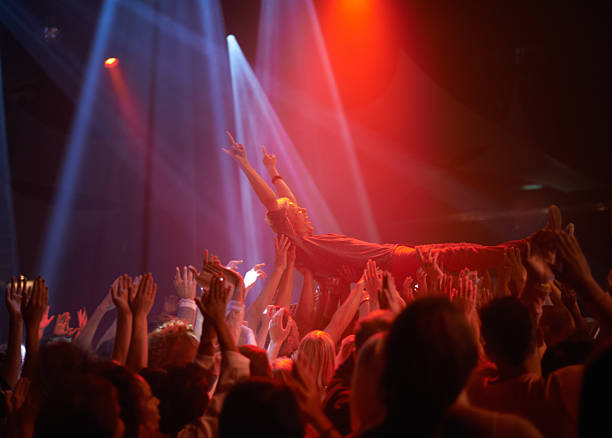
[525,240,554,283]
[98,286,115,312]
[225,259,244,271]
[268,307,290,344]
[110,274,132,313]
[274,235,291,270]
[39,306,55,335]
[53,312,76,337]
[416,247,444,282]
[382,272,406,314]
[195,275,231,325]
[453,270,478,316]
[553,231,593,287]
[5,276,25,318]
[262,145,277,170]
[364,259,382,308]
[222,131,248,164]
[76,307,88,330]
[401,276,416,304]
[129,273,157,317]
[500,247,527,297]
[190,249,224,289]
[22,277,48,329]
[174,266,197,300]
[245,263,267,289]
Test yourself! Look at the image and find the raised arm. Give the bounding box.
[74,287,115,352]
[325,275,366,345]
[126,273,157,372]
[2,277,25,388]
[223,131,279,212]
[110,274,133,364]
[262,145,298,204]
[294,267,315,336]
[553,230,612,340]
[274,244,296,309]
[246,235,289,329]
[21,277,48,379]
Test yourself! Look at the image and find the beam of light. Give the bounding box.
[228,35,341,246]
[37,0,119,294]
[198,0,245,262]
[256,0,379,242]
[0,54,19,280]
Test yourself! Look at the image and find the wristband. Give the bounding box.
[271,175,283,184]
[178,298,197,311]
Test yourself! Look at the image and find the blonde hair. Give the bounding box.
[296,330,336,394]
[148,319,198,369]
[265,198,299,232]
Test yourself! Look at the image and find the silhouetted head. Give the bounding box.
[479,297,536,367]
[219,378,303,438]
[579,344,612,438]
[382,298,479,433]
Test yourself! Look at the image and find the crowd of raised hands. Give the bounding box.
[1,224,611,438]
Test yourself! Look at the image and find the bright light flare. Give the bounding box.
[104,57,119,68]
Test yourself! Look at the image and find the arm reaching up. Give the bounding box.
[110,274,133,364]
[246,235,290,330]
[2,277,25,388]
[74,287,115,352]
[195,275,237,353]
[21,277,48,379]
[553,231,612,339]
[223,131,279,212]
[295,267,315,336]
[262,145,298,204]
[274,244,296,309]
[325,273,366,345]
[126,273,157,371]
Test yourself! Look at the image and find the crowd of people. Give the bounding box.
[0,136,611,437]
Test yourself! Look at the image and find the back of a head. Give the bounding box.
[141,364,211,435]
[35,374,123,438]
[296,330,336,392]
[239,344,273,378]
[479,297,536,367]
[90,361,156,438]
[540,305,574,346]
[351,333,387,433]
[271,357,294,382]
[148,320,198,369]
[354,310,394,352]
[382,298,478,432]
[579,344,612,438]
[219,378,303,438]
[39,339,88,391]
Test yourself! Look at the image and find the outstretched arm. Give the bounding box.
[262,145,298,204]
[223,132,279,212]
[246,235,289,329]
[2,277,25,388]
[325,276,366,345]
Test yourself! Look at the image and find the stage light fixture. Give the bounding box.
[104,57,119,68]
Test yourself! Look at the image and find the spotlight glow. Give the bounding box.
[104,57,119,68]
